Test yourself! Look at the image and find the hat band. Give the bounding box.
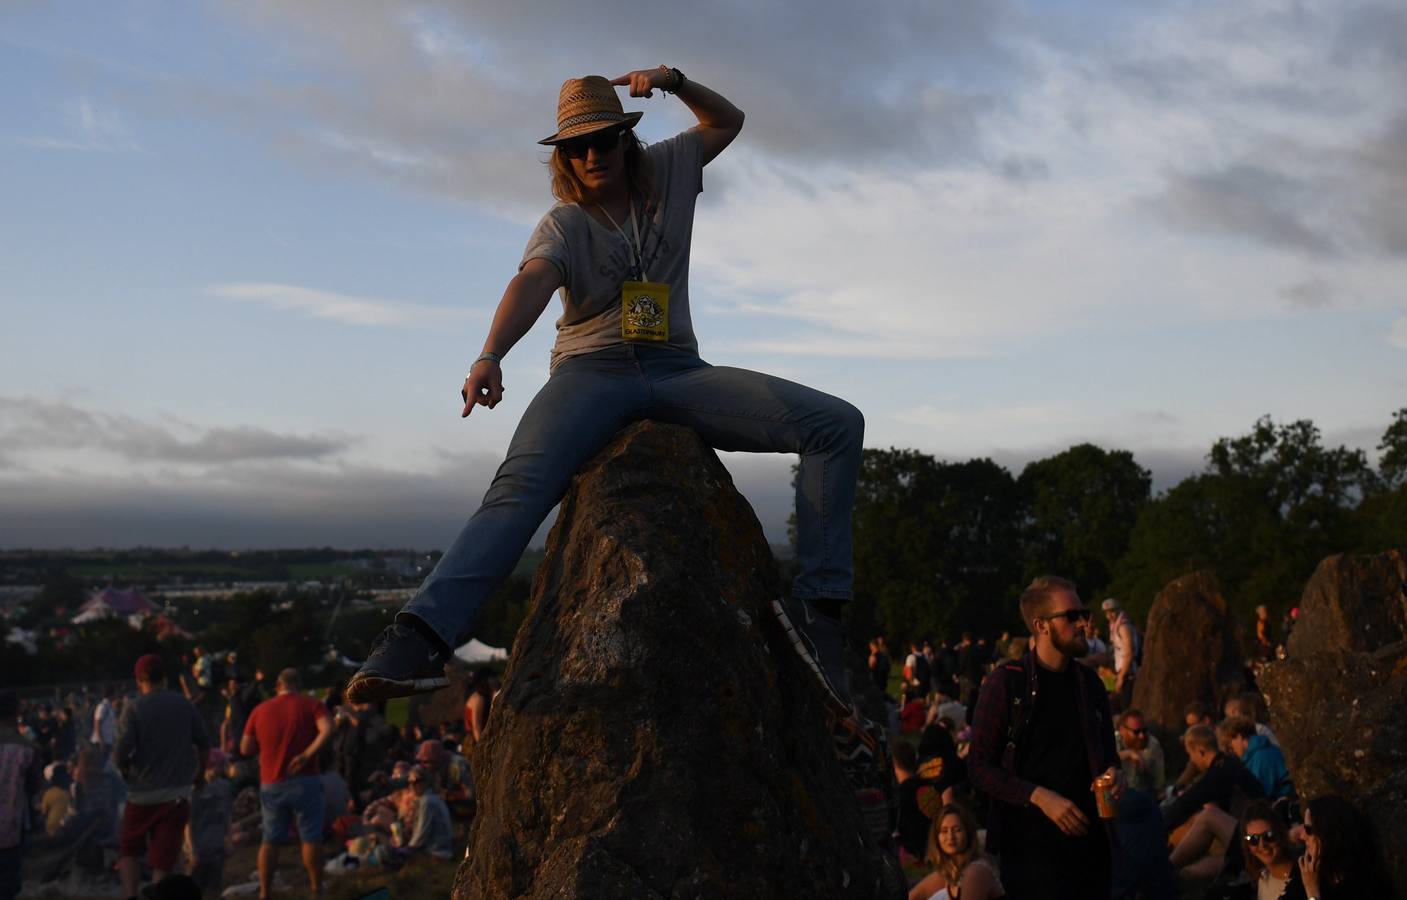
[557,110,629,131]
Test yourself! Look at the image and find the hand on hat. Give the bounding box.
[611,68,672,99]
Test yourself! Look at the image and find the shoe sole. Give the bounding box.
[771,599,853,715]
[344,674,450,704]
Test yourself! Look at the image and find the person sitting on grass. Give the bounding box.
[1238,800,1297,900]
[1165,724,1265,883]
[907,803,1004,900]
[393,767,454,861]
[1283,794,1394,900]
[1217,716,1292,801]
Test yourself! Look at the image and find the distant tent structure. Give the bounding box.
[149,614,191,641]
[72,587,155,624]
[453,638,508,664]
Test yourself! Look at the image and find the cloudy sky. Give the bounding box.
[3,0,1404,550]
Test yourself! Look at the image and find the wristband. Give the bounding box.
[659,65,685,94]
[467,352,501,378]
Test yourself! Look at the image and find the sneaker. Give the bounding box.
[771,596,852,713]
[345,623,451,703]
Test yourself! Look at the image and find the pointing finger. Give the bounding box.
[609,74,631,86]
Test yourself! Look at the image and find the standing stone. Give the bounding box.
[1286,550,1407,658]
[1259,641,1407,896]
[452,422,900,900]
[1130,571,1245,734]
[1261,551,1407,896]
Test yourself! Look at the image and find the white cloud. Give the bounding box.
[1389,315,1407,350]
[0,395,351,469]
[207,282,477,327]
[16,95,141,152]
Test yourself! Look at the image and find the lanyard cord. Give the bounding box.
[597,198,649,281]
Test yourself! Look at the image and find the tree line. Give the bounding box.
[842,410,1407,647]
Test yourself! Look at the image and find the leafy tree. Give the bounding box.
[1375,408,1407,491]
[851,449,1024,646]
[1110,416,1373,620]
[1356,408,1407,551]
[1017,443,1151,599]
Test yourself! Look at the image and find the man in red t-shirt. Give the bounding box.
[240,668,332,898]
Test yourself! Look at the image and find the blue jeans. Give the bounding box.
[401,344,864,648]
[259,775,324,845]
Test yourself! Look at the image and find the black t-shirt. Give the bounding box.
[1000,662,1109,898]
[1016,662,1093,806]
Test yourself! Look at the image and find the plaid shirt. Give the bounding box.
[968,649,1118,811]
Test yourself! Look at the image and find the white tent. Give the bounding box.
[454,638,508,664]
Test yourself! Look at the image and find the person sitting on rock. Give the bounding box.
[344,68,865,750]
[907,802,1005,900]
[1164,724,1266,883]
[1217,716,1293,801]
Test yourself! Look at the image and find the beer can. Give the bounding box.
[1095,772,1119,819]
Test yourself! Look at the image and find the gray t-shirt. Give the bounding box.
[113,689,209,805]
[521,131,705,369]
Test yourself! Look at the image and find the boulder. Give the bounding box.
[1259,640,1407,895]
[1286,550,1407,658]
[453,422,901,900]
[1130,570,1245,734]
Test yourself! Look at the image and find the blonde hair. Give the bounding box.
[547,131,655,206]
[1018,576,1078,632]
[1184,723,1218,753]
[925,803,983,888]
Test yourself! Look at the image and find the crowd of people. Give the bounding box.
[875,578,1395,900]
[0,577,1396,900]
[0,651,502,899]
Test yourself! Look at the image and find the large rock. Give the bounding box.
[1286,550,1407,658]
[453,422,900,900]
[1130,571,1245,733]
[1259,640,1407,896]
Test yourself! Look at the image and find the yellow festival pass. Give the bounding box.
[621,280,670,342]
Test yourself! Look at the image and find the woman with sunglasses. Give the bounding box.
[1281,795,1393,900]
[346,68,866,734]
[1239,801,1296,900]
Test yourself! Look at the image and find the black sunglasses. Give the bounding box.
[1123,726,1148,736]
[1244,830,1278,847]
[1041,608,1092,624]
[559,128,628,160]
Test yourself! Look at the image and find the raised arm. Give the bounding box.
[612,67,744,165]
[460,257,563,417]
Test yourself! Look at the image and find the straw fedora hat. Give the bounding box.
[538,75,643,146]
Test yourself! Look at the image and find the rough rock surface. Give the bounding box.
[1130,571,1245,734]
[1260,640,1407,895]
[1286,550,1407,658]
[452,421,900,900]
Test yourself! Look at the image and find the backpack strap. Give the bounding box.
[999,655,1035,772]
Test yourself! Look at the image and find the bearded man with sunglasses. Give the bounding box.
[1115,708,1165,795]
[346,68,869,754]
[969,576,1123,900]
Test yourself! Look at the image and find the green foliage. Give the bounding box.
[851,449,1024,645]
[1375,408,1407,491]
[472,575,533,650]
[1111,416,1375,621]
[1017,443,1151,599]
[197,590,328,676]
